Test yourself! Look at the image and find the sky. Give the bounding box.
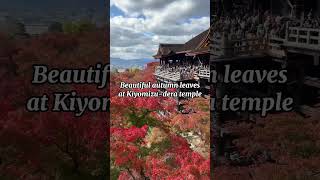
[110,0,210,60]
[0,0,105,10]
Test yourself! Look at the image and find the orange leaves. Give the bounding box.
[110,60,211,179]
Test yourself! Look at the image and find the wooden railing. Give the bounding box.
[154,68,182,82]
[155,66,210,81]
[211,26,320,59]
[286,27,320,50]
[198,69,210,79]
[211,33,267,57]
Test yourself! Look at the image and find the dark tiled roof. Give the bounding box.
[184,29,210,52]
[154,29,210,59]
[153,43,184,58]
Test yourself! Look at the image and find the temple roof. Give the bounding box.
[184,29,210,52]
[154,28,211,59]
[153,43,184,59]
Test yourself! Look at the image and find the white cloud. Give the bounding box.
[110,0,210,60]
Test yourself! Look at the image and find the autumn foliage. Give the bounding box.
[0,29,108,179]
[110,63,211,179]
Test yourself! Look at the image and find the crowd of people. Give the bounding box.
[156,8,320,79]
[214,8,320,41]
[290,11,320,29]
[156,64,209,80]
[214,10,287,40]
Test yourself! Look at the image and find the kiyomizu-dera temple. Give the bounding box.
[153,29,211,86]
[154,0,320,86]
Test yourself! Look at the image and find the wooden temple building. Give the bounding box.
[153,29,211,86]
[154,0,320,168]
[209,0,320,167]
